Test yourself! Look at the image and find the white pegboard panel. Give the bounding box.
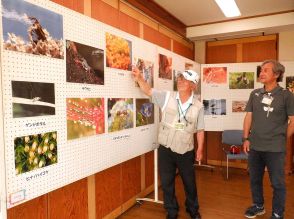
[0,24,8,218]
[0,0,199,210]
[201,62,294,131]
[1,0,67,207]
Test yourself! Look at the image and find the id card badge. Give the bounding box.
[174,122,185,131]
[261,96,272,105]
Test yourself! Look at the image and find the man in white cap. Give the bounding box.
[132,68,204,219]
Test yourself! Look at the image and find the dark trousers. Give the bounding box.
[158,145,199,218]
[248,149,286,216]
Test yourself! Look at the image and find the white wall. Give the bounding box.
[279,30,294,61]
[194,40,206,64]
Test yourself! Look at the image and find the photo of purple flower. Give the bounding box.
[136,99,154,127]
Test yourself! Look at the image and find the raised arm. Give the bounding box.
[132,67,152,97]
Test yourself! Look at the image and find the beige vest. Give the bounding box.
[158,94,202,154]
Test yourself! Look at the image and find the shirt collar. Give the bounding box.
[260,85,282,95]
[176,92,194,105]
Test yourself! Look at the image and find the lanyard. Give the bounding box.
[177,99,192,123]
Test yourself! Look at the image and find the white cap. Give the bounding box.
[181,70,200,84]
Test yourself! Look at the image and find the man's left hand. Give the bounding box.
[195,148,203,162]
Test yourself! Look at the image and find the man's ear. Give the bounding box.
[191,82,197,90]
[274,73,280,79]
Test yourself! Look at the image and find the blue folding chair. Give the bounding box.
[221,130,248,179]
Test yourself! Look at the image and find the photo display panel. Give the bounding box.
[0,0,201,209]
[201,62,294,131]
[0,0,143,208]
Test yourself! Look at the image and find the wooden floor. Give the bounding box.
[118,167,294,219]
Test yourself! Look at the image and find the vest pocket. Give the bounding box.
[173,131,192,153]
[158,124,170,145]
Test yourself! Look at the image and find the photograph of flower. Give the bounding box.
[232,101,247,112]
[203,99,226,115]
[66,40,104,85]
[159,54,172,80]
[2,0,63,59]
[106,33,132,70]
[14,131,57,175]
[67,98,105,140]
[136,99,154,127]
[229,72,254,89]
[12,81,55,118]
[108,98,134,132]
[203,67,227,84]
[286,76,294,93]
[134,57,154,87]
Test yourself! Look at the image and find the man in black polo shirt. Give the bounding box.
[243,60,294,219]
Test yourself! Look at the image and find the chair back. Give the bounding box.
[222,130,243,146]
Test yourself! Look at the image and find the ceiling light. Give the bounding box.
[215,0,241,17]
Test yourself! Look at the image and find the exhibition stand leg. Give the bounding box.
[136,148,163,204]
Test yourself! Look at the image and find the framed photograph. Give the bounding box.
[203,99,226,115]
[159,54,172,80]
[2,0,63,58]
[229,72,254,89]
[286,76,294,93]
[134,57,154,87]
[106,33,132,70]
[203,67,227,84]
[232,101,247,112]
[14,131,57,175]
[12,81,55,118]
[67,98,105,140]
[66,40,104,85]
[136,99,154,127]
[108,98,134,132]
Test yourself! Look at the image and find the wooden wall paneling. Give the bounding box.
[87,175,96,219]
[119,2,158,31]
[7,195,47,219]
[292,137,294,173]
[195,132,207,164]
[242,40,277,62]
[51,0,84,13]
[119,12,140,37]
[48,179,88,219]
[103,0,119,9]
[173,39,194,60]
[206,131,222,162]
[91,0,119,28]
[156,32,172,51]
[143,24,159,46]
[123,0,186,37]
[286,136,293,174]
[145,151,154,188]
[140,155,146,190]
[143,24,171,51]
[95,164,122,219]
[121,156,141,203]
[206,44,237,64]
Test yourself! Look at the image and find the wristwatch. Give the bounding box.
[242,137,249,142]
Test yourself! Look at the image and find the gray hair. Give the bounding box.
[261,60,285,82]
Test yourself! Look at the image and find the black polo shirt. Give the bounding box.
[245,85,294,152]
